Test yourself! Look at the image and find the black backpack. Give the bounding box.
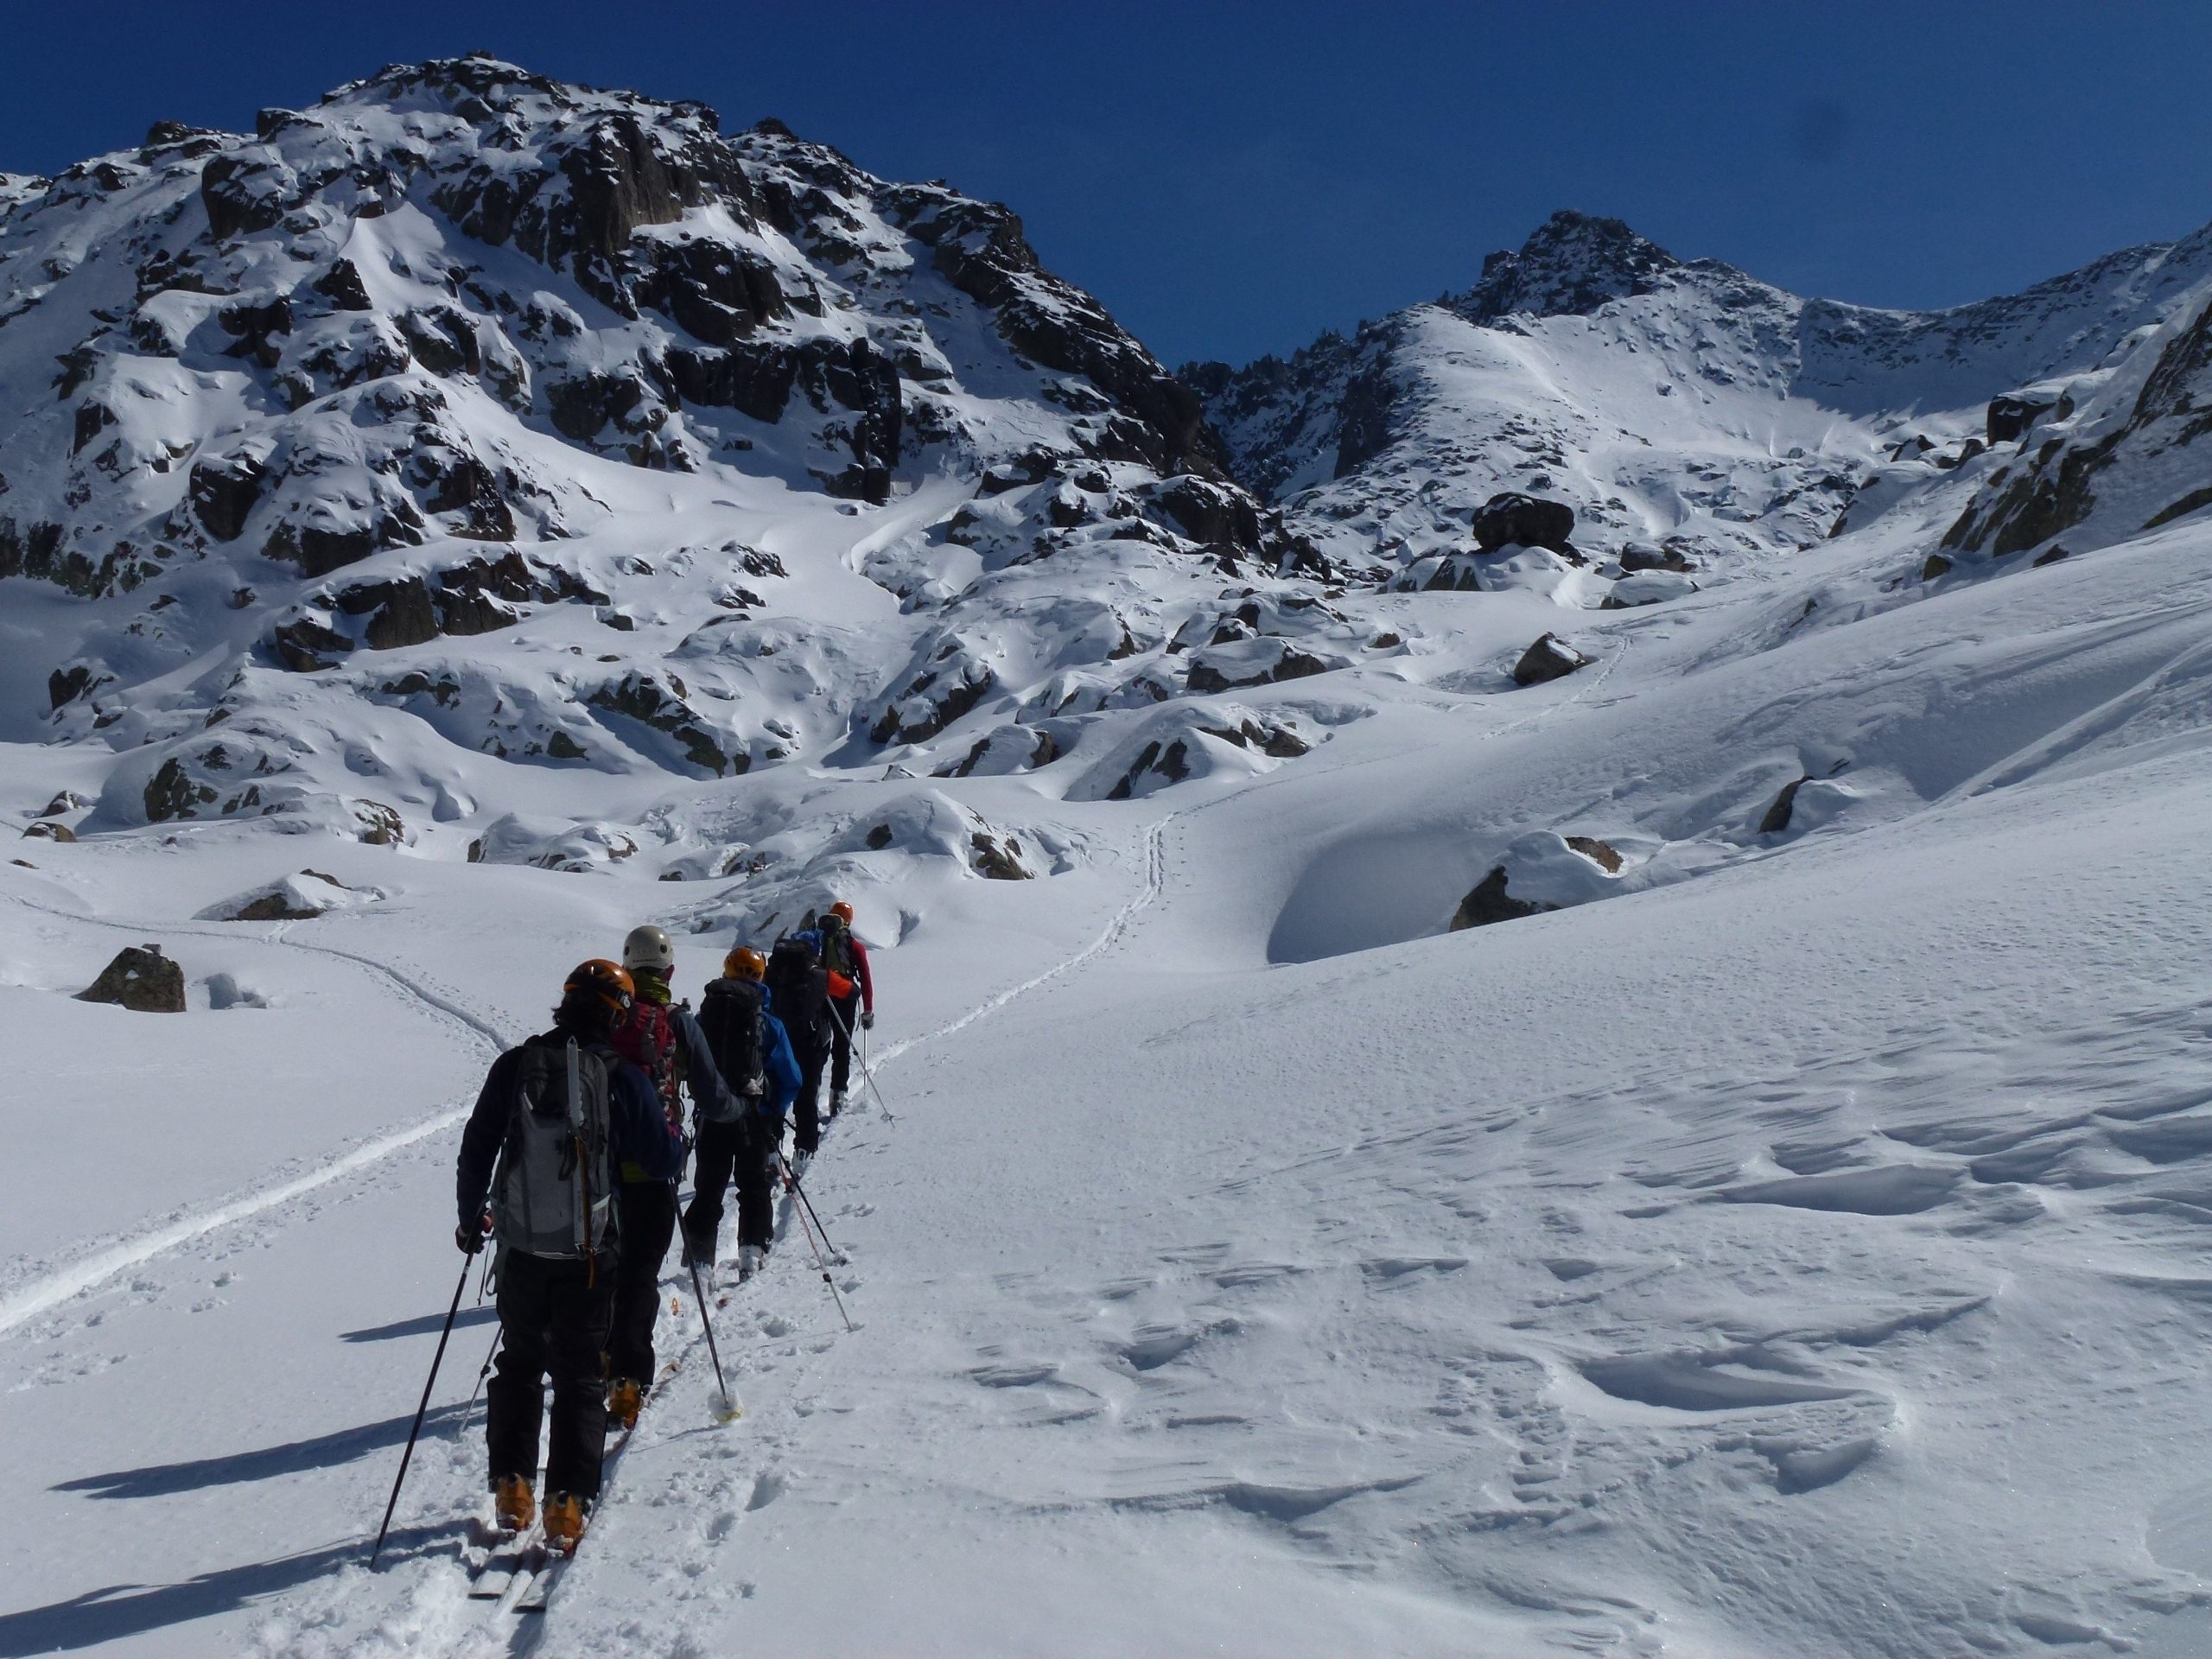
[817,915,855,977]
[696,976,768,1121]
[492,1036,615,1260]
[766,935,828,1037]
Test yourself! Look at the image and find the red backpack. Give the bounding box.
[610,999,681,1131]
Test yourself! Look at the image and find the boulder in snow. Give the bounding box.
[77,944,187,1013]
[1472,492,1576,554]
[1512,633,1588,686]
[1452,833,1625,930]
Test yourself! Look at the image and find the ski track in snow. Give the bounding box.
[0,887,508,1339]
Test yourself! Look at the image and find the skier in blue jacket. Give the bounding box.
[680,945,803,1281]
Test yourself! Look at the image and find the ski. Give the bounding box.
[467,1523,538,1600]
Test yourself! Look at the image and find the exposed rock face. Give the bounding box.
[1986,393,2056,445]
[1942,291,2212,561]
[1760,777,1811,835]
[1512,633,1588,686]
[1471,493,1576,554]
[1452,867,1553,930]
[77,944,187,1012]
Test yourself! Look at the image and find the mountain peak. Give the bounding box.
[1452,209,1682,324]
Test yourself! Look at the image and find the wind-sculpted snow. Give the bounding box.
[16,54,2212,1659]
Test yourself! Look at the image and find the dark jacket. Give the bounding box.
[455,1031,680,1228]
[671,1002,745,1122]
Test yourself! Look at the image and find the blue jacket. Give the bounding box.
[455,1030,681,1226]
[758,986,803,1122]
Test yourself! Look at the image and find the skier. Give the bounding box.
[811,900,875,1117]
[764,930,832,1166]
[454,960,678,1554]
[681,945,802,1281]
[603,924,743,1431]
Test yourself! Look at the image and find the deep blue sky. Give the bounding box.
[6,2,2208,366]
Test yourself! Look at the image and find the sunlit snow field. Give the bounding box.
[9,494,2212,1657]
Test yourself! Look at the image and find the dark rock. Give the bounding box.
[2144,486,2212,532]
[1759,776,1811,835]
[1620,543,1694,574]
[353,577,441,650]
[48,664,102,710]
[1473,493,1576,553]
[354,802,404,845]
[311,258,373,311]
[664,342,798,423]
[1451,868,1554,930]
[1986,394,2056,446]
[77,944,186,1013]
[22,820,76,842]
[1564,836,1622,873]
[2032,545,2072,568]
[270,616,354,672]
[1920,553,1953,582]
[1511,633,1587,686]
[200,152,291,239]
[970,831,1031,880]
[188,454,267,541]
[866,823,894,850]
[41,791,88,817]
[144,758,217,823]
[587,672,734,775]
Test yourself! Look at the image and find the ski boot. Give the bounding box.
[740,1243,769,1281]
[493,1473,536,1533]
[830,1088,849,1118]
[543,1491,588,1554]
[607,1376,644,1430]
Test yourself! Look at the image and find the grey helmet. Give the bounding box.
[621,923,677,978]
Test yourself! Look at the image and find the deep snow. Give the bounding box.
[10,53,2212,1659]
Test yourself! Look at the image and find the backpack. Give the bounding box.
[492,1036,615,1260]
[695,977,768,1121]
[766,935,828,1037]
[817,915,855,978]
[610,998,681,1131]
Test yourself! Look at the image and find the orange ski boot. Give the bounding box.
[493,1473,535,1534]
[543,1491,588,1554]
[607,1376,644,1431]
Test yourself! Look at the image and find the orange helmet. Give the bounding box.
[564,958,636,1014]
[828,900,855,925]
[725,946,766,982]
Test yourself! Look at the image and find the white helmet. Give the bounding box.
[621,924,676,977]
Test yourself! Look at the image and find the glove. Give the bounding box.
[861,1010,874,1031]
[456,1213,488,1255]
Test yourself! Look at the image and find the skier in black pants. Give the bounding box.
[602,925,744,1431]
[765,933,831,1165]
[454,960,678,1554]
[683,946,803,1280]
[812,901,875,1118]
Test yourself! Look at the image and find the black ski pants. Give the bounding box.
[685,1114,780,1258]
[487,1248,615,1500]
[606,1179,677,1387]
[790,1027,829,1154]
[828,994,861,1098]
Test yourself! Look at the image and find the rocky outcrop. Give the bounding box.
[1452,868,1553,930]
[77,944,187,1012]
[1472,492,1575,553]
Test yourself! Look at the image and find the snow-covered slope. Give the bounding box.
[11,56,2212,1659]
[1190,209,2212,582]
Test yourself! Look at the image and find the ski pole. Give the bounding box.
[371,1253,471,1567]
[784,1157,855,1332]
[784,1164,845,1263]
[686,1255,742,1422]
[826,1000,896,1122]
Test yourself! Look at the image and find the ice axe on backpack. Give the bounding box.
[824,999,895,1122]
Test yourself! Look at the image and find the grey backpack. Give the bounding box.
[491,1037,615,1260]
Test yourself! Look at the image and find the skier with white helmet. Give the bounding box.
[602,923,743,1429]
